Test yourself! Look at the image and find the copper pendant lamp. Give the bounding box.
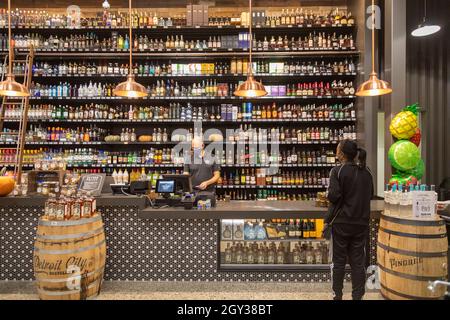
[356,0,392,97]
[234,0,267,98]
[0,0,30,97]
[113,0,147,98]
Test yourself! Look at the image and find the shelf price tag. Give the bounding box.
[412,191,437,219]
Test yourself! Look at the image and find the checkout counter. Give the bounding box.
[0,185,414,283]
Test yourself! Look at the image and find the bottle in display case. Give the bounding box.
[220,218,330,268]
[221,219,233,241]
[232,219,244,240]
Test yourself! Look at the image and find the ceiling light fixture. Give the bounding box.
[234,0,267,98]
[0,0,30,97]
[356,0,392,97]
[411,0,441,37]
[113,0,147,98]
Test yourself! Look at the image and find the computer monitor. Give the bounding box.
[162,174,193,193]
[156,179,176,193]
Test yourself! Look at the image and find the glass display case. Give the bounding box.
[219,217,330,271]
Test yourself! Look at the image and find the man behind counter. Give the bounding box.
[183,137,221,194]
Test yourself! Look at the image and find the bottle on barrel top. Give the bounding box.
[398,185,411,218]
[384,184,391,215]
[390,184,400,216]
[71,197,83,220]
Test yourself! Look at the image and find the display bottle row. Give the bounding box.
[219,169,330,187]
[215,7,353,27]
[384,183,437,218]
[1,9,186,29]
[236,219,323,240]
[26,59,357,77]
[6,146,336,169]
[217,190,319,201]
[230,59,356,75]
[28,81,355,98]
[225,125,357,143]
[22,125,107,143]
[0,148,63,166]
[223,148,337,166]
[29,81,228,98]
[0,7,353,29]
[261,8,353,27]
[5,102,356,122]
[1,124,356,144]
[69,148,179,166]
[43,194,97,221]
[2,32,355,51]
[222,241,329,265]
[111,168,182,185]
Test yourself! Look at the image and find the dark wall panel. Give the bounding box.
[406,0,449,185]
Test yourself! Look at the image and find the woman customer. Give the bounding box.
[325,139,374,300]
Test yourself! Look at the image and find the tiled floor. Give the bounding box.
[0,281,384,300]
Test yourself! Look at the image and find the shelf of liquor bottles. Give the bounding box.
[217,185,326,189]
[0,163,337,169]
[26,72,357,79]
[22,96,356,102]
[0,24,356,31]
[3,118,356,124]
[3,48,358,54]
[0,141,347,146]
[0,6,359,205]
[1,18,358,57]
[1,51,361,60]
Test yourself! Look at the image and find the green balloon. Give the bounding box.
[388,140,420,171]
[406,158,425,180]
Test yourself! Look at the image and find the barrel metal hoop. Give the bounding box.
[34,240,106,255]
[381,214,445,226]
[37,278,102,296]
[377,241,448,258]
[35,267,105,283]
[36,227,104,241]
[378,263,448,282]
[380,283,441,300]
[379,226,447,239]
[38,215,101,227]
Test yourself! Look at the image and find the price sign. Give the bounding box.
[412,191,437,219]
[78,173,106,196]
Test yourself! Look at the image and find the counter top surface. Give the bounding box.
[0,194,147,208]
[139,200,385,219]
[0,195,388,219]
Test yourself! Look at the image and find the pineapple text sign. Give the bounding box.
[412,191,436,219]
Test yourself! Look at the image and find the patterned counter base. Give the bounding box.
[0,205,379,282]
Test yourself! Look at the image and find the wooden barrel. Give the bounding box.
[377,214,448,300]
[33,214,106,300]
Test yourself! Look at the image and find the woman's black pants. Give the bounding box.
[331,223,369,300]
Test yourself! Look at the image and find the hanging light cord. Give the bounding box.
[423,0,427,24]
[248,0,253,76]
[371,0,375,74]
[128,0,132,75]
[8,0,12,76]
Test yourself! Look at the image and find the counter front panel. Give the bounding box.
[0,197,381,282]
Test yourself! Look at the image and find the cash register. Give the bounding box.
[154,174,196,209]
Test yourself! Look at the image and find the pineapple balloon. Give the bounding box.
[389,103,419,140]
